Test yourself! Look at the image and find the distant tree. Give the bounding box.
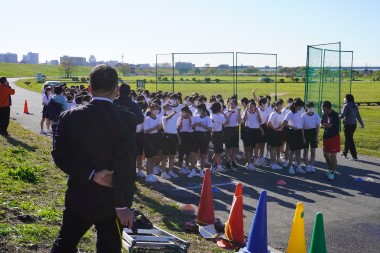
[60,58,77,78]
[294,77,300,82]
[163,77,168,81]
[279,78,285,83]
[192,77,197,81]
[194,68,201,75]
[116,63,131,76]
[204,78,211,83]
[180,78,184,81]
[215,79,220,83]
[243,67,259,74]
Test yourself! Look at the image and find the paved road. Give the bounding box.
[7,78,380,253]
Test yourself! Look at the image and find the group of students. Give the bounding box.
[133,89,322,183]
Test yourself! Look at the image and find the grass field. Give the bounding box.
[0,122,228,252]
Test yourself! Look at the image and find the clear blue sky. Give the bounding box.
[2,0,379,66]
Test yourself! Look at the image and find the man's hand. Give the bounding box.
[116,208,134,229]
[93,170,113,188]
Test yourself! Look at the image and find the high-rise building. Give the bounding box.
[22,52,39,64]
[60,55,87,66]
[48,60,59,66]
[0,52,18,63]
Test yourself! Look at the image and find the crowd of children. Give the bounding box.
[41,83,323,182]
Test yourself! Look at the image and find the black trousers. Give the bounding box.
[343,124,357,159]
[51,184,123,253]
[0,106,10,134]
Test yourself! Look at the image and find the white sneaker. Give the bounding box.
[235,154,243,160]
[187,169,197,178]
[153,166,160,175]
[265,152,270,159]
[178,167,190,175]
[282,161,289,167]
[277,158,284,164]
[296,165,306,174]
[196,160,201,167]
[216,165,226,173]
[199,170,205,177]
[271,163,282,170]
[168,170,179,178]
[145,174,158,183]
[289,166,296,175]
[305,165,312,173]
[40,130,47,135]
[136,170,146,178]
[161,172,172,180]
[254,159,261,166]
[46,129,52,134]
[246,163,255,171]
[309,165,316,173]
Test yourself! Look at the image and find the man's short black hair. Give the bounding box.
[0,77,7,84]
[90,64,118,92]
[54,86,64,95]
[119,83,131,97]
[322,100,332,109]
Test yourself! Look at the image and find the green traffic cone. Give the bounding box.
[309,212,327,253]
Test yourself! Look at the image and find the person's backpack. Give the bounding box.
[47,99,64,122]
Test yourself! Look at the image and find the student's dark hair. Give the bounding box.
[119,83,131,97]
[240,97,249,104]
[199,95,207,103]
[258,97,267,106]
[345,94,355,103]
[290,98,304,113]
[89,64,118,92]
[287,97,294,103]
[146,103,159,117]
[219,98,224,105]
[75,96,83,104]
[230,99,238,106]
[279,98,284,104]
[322,100,332,109]
[83,95,92,102]
[209,96,217,103]
[210,101,222,114]
[54,86,64,95]
[274,99,283,107]
[265,95,271,101]
[0,77,7,84]
[143,90,150,96]
[306,101,314,108]
[248,99,256,107]
[67,95,73,101]
[137,101,146,113]
[196,103,207,113]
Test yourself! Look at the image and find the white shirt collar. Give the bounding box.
[91,97,113,103]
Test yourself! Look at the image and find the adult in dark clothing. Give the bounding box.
[321,100,340,181]
[339,94,364,160]
[0,77,15,136]
[113,83,144,125]
[50,65,137,253]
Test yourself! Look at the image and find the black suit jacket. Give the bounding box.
[52,99,137,210]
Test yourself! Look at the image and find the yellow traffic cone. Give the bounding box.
[286,202,306,253]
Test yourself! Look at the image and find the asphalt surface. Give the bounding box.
[7,78,380,253]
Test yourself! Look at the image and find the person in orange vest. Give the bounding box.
[0,77,15,137]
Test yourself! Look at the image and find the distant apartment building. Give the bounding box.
[88,55,97,66]
[136,63,151,69]
[60,55,87,66]
[105,60,118,67]
[0,52,18,63]
[175,62,195,74]
[48,60,59,66]
[22,52,39,64]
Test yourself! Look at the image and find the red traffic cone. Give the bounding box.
[217,182,245,249]
[23,100,30,114]
[196,168,215,225]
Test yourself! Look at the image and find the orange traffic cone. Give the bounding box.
[217,182,245,249]
[23,100,30,114]
[196,168,215,225]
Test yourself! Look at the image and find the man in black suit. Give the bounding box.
[51,65,137,253]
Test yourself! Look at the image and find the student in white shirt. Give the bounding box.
[281,98,293,167]
[210,102,229,173]
[177,106,195,175]
[136,102,146,178]
[223,99,241,169]
[257,97,270,165]
[242,99,263,171]
[282,98,306,175]
[302,102,321,172]
[161,102,180,180]
[191,103,212,177]
[40,87,52,134]
[267,100,285,170]
[143,104,162,183]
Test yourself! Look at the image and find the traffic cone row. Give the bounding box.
[184,170,327,252]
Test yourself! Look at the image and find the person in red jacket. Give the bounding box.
[0,77,15,136]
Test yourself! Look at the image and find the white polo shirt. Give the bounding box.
[144,116,160,133]
[211,113,227,132]
[258,108,269,125]
[268,111,283,129]
[177,117,193,133]
[244,111,260,129]
[284,110,303,129]
[302,112,321,129]
[192,115,212,132]
[224,109,239,127]
[162,116,178,134]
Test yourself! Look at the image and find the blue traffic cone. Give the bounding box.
[239,190,269,253]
